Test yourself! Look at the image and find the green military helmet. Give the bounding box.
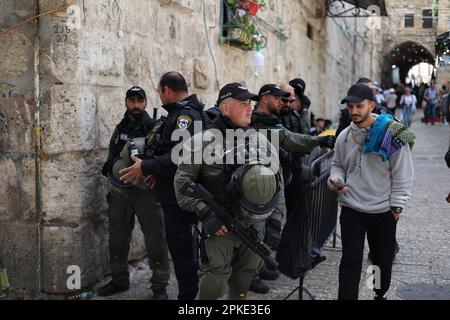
[241,165,278,206]
[230,164,281,221]
[109,137,148,190]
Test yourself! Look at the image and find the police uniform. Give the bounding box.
[278,107,310,215]
[139,94,208,300]
[102,110,170,293]
[175,115,284,300]
[174,83,284,300]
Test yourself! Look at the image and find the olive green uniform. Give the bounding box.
[103,111,170,290]
[174,116,284,300]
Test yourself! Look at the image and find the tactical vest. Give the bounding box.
[200,116,280,221]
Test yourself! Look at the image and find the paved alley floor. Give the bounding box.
[93,114,450,301]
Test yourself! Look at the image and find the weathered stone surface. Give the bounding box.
[0,159,20,222]
[156,0,200,13]
[0,32,31,78]
[193,58,210,90]
[0,221,39,292]
[41,85,96,154]
[0,96,35,155]
[95,88,126,149]
[80,29,124,86]
[40,152,105,224]
[0,157,36,222]
[40,222,108,293]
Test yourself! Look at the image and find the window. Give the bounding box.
[404,14,414,28]
[422,9,433,28]
[307,23,313,40]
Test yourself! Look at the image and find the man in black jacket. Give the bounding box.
[119,72,208,300]
[99,86,170,299]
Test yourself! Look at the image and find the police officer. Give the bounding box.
[119,72,208,300]
[252,84,335,157]
[248,84,335,293]
[289,78,312,134]
[99,86,170,300]
[174,82,284,300]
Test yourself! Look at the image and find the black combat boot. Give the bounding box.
[259,267,280,281]
[152,288,169,300]
[97,281,129,297]
[249,279,270,294]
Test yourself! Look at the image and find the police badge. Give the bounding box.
[176,115,192,131]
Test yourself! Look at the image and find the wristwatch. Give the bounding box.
[391,207,403,214]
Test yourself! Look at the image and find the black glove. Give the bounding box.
[318,135,336,149]
[264,219,282,250]
[445,148,450,168]
[199,207,223,236]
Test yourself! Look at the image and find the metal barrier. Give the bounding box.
[283,149,339,300]
[309,151,338,251]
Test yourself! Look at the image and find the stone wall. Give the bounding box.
[0,0,382,294]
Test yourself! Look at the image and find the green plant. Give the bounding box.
[222,0,268,50]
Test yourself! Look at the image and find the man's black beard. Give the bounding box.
[129,109,143,119]
[269,105,279,115]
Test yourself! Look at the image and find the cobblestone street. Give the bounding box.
[93,113,450,301]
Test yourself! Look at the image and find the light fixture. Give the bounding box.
[252,46,265,77]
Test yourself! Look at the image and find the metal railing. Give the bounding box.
[283,149,339,300]
[309,151,339,251]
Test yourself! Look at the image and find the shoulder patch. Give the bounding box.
[176,115,193,131]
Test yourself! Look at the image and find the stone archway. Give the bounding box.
[382,41,435,86]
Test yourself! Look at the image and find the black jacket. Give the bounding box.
[141,94,207,203]
[102,111,157,176]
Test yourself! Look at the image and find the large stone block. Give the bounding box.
[0,221,39,292]
[80,29,124,86]
[0,32,32,78]
[123,34,152,86]
[0,159,20,222]
[0,157,36,222]
[122,0,153,37]
[95,87,126,150]
[0,96,35,155]
[40,151,107,224]
[41,85,96,154]
[193,58,210,90]
[38,15,82,85]
[40,222,108,293]
[156,0,200,13]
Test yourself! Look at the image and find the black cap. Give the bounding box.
[289,78,306,97]
[341,83,375,104]
[217,82,259,105]
[301,95,311,107]
[258,84,290,98]
[126,86,146,100]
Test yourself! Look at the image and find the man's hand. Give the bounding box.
[199,207,228,236]
[329,177,349,193]
[144,175,156,190]
[119,155,143,185]
[391,211,400,221]
[264,219,282,250]
[318,135,336,149]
